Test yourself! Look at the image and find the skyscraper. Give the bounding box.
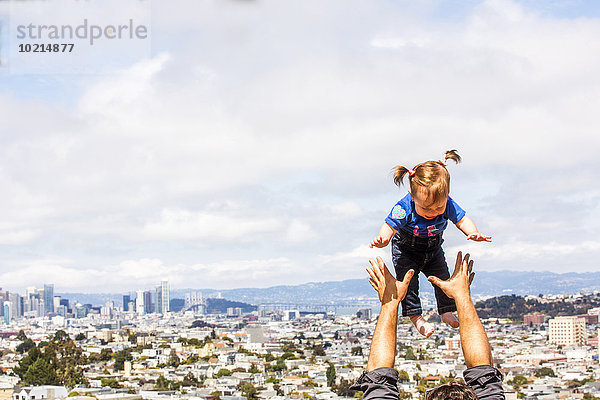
[44,284,54,314]
[155,280,170,314]
[136,290,145,315]
[143,291,152,314]
[123,294,131,312]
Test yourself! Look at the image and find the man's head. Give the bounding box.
[426,381,478,400]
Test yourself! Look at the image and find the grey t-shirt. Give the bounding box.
[350,365,504,400]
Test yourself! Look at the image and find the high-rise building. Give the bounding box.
[3,302,11,324]
[549,316,586,346]
[143,291,153,314]
[43,284,54,314]
[123,295,131,312]
[136,290,145,315]
[0,289,8,317]
[9,293,22,320]
[155,280,170,314]
[524,312,546,326]
[357,308,372,320]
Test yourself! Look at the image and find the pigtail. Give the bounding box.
[444,149,461,164]
[393,165,410,187]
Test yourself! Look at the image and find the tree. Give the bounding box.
[16,338,36,354]
[182,372,199,387]
[351,346,363,356]
[23,358,59,386]
[16,330,28,341]
[75,333,86,341]
[99,348,113,362]
[53,330,70,342]
[404,347,417,360]
[326,362,336,387]
[312,344,326,357]
[113,349,133,371]
[248,365,261,374]
[14,346,42,379]
[535,367,556,378]
[237,382,258,400]
[509,375,528,389]
[398,370,410,382]
[101,378,122,388]
[332,378,355,397]
[155,375,170,390]
[168,351,180,367]
[215,368,231,378]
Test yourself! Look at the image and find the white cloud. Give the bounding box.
[285,220,314,243]
[143,208,282,242]
[1,0,600,292]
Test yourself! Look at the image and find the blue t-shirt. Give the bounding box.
[384,194,466,237]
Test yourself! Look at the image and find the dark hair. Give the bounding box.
[392,150,461,207]
[426,381,477,400]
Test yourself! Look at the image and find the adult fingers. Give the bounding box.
[368,278,378,291]
[452,251,462,279]
[376,257,389,278]
[366,267,379,284]
[468,259,474,275]
[401,269,415,285]
[462,253,471,274]
[428,275,444,288]
[369,259,384,281]
[469,272,475,286]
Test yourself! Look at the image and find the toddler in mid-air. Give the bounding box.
[370,150,491,337]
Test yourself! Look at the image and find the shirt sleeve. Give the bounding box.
[446,197,466,224]
[463,365,505,400]
[350,368,400,400]
[384,202,408,232]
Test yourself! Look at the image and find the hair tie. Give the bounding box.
[438,159,447,167]
[408,170,416,177]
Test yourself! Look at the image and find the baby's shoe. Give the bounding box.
[441,312,459,328]
[409,315,435,337]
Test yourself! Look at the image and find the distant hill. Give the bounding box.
[59,270,600,307]
[475,293,600,321]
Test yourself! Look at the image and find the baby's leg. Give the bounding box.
[392,254,423,319]
[393,251,435,336]
[423,247,459,328]
[409,315,435,338]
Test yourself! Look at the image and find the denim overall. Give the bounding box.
[391,228,457,316]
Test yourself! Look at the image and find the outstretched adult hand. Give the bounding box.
[428,251,474,300]
[366,257,414,305]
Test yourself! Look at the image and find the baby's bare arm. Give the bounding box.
[456,216,491,242]
[369,223,397,248]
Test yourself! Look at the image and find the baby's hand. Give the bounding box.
[467,232,492,242]
[370,236,390,248]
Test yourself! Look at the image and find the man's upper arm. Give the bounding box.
[463,365,505,400]
[350,368,400,400]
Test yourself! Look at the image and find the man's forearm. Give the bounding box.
[456,296,493,368]
[366,302,399,371]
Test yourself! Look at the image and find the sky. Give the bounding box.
[0,0,599,293]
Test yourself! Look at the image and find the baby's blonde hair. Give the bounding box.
[393,150,461,207]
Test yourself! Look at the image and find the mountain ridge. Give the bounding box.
[57,269,600,306]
